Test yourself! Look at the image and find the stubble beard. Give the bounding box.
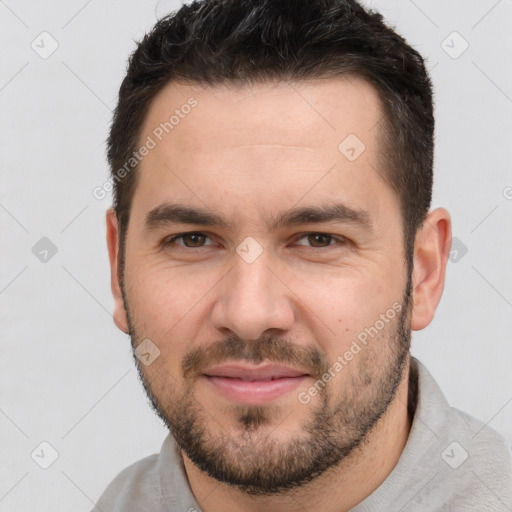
[123,275,412,495]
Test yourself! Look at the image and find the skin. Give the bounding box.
[106,76,451,512]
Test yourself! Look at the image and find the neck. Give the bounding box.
[182,359,413,512]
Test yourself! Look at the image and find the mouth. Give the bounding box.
[201,363,310,405]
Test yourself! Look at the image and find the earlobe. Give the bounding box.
[106,208,130,334]
[410,208,452,331]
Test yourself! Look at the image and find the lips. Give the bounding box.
[202,363,309,381]
[201,363,310,404]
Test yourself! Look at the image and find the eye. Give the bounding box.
[162,231,347,251]
[164,232,214,248]
[294,232,346,248]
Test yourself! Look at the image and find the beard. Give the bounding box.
[122,276,412,496]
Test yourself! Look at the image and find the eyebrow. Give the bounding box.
[143,202,372,233]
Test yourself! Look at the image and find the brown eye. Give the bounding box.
[306,233,333,247]
[295,233,342,248]
[165,232,213,248]
[181,233,207,247]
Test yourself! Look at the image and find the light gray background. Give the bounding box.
[1,0,511,510]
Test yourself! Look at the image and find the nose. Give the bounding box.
[211,251,295,341]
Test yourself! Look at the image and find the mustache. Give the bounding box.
[181,335,330,380]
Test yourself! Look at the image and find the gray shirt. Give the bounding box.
[92,357,512,511]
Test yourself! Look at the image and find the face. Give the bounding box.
[113,77,414,494]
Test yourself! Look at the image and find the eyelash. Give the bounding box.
[162,232,348,250]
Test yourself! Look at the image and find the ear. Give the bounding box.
[106,208,130,334]
[410,208,452,331]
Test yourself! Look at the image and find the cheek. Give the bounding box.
[125,264,217,344]
[296,270,399,356]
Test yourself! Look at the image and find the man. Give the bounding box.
[94,0,512,510]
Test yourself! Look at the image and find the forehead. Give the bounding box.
[130,76,395,231]
[141,76,382,153]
